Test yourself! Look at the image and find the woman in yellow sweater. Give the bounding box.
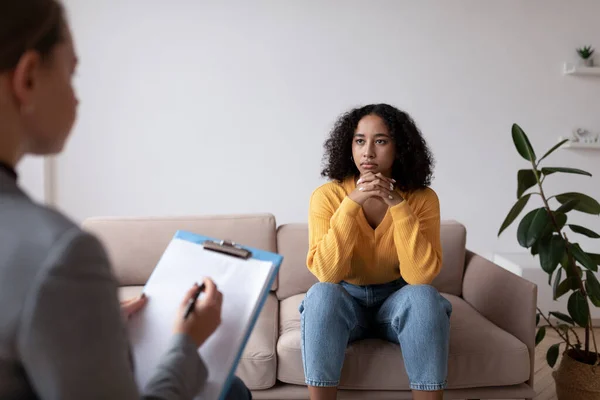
[300,104,452,400]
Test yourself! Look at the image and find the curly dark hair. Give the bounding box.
[320,103,434,192]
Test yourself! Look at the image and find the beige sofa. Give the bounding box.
[83,213,537,400]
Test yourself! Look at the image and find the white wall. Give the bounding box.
[58,0,600,257]
[16,156,48,204]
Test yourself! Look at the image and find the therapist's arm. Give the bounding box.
[16,227,207,400]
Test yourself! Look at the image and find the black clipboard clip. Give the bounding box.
[202,239,252,260]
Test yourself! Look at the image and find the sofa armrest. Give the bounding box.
[461,251,537,386]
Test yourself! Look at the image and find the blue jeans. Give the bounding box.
[224,376,252,400]
[299,279,452,391]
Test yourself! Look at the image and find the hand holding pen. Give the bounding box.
[174,277,223,348]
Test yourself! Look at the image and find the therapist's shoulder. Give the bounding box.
[7,198,108,273]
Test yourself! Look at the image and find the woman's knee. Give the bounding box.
[301,282,353,321]
[304,282,348,308]
[401,284,452,316]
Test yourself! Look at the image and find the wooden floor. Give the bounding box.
[496,327,599,400]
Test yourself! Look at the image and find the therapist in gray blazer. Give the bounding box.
[0,1,251,399]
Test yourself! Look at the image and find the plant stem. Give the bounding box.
[592,321,599,366]
[586,319,590,354]
[563,233,598,358]
[537,307,575,350]
[569,326,582,348]
[531,164,594,358]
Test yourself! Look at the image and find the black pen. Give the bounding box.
[183,283,205,320]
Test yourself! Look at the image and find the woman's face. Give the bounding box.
[351,114,396,176]
[18,23,79,155]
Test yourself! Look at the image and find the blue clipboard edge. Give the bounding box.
[173,230,283,400]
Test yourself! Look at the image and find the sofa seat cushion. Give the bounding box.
[277,292,530,390]
[118,287,278,390]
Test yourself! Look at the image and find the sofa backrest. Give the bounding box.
[275,220,467,299]
[82,214,278,289]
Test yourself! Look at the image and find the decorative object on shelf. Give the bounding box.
[498,123,600,400]
[577,45,595,67]
[558,129,600,150]
[563,62,600,76]
[573,128,599,144]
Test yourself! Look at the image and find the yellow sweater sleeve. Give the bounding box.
[306,189,360,283]
[389,188,442,285]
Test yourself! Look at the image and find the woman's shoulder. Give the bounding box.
[405,186,440,206]
[310,179,351,204]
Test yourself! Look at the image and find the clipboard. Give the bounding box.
[127,230,282,400]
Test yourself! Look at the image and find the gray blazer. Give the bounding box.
[0,169,207,399]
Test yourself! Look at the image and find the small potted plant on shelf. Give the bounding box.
[577,45,595,67]
[498,124,600,399]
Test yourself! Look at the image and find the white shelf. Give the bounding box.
[563,62,600,76]
[559,136,600,149]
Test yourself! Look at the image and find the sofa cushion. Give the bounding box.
[431,221,466,296]
[119,287,278,390]
[235,293,278,390]
[83,214,278,290]
[275,224,318,300]
[277,292,530,390]
[275,220,467,299]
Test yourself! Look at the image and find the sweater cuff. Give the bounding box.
[338,197,361,217]
[389,200,414,221]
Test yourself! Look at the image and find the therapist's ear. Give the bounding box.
[11,51,43,115]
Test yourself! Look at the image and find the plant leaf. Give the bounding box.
[564,257,583,277]
[498,194,532,236]
[556,199,580,214]
[556,192,600,215]
[585,271,600,301]
[549,311,574,325]
[588,253,600,266]
[536,326,546,346]
[536,313,540,326]
[553,267,563,300]
[547,343,561,367]
[570,243,598,272]
[539,235,565,274]
[512,123,537,162]
[539,212,567,240]
[517,208,551,248]
[589,294,600,307]
[541,167,592,177]
[532,240,540,256]
[556,277,577,299]
[539,139,569,163]
[568,291,590,327]
[553,212,568,231]
[568,224,600,239]
[517,169,539,198]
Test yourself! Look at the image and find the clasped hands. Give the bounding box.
[349,172,404,207]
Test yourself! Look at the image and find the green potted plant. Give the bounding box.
[498,124,600,399]
[577,45,595,67]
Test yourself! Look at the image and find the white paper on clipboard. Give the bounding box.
[126,231,280,400]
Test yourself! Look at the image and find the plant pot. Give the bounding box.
[580,57,594,67]
[553,349,600,400]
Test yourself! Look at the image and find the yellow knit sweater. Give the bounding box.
[306,177,442,286]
